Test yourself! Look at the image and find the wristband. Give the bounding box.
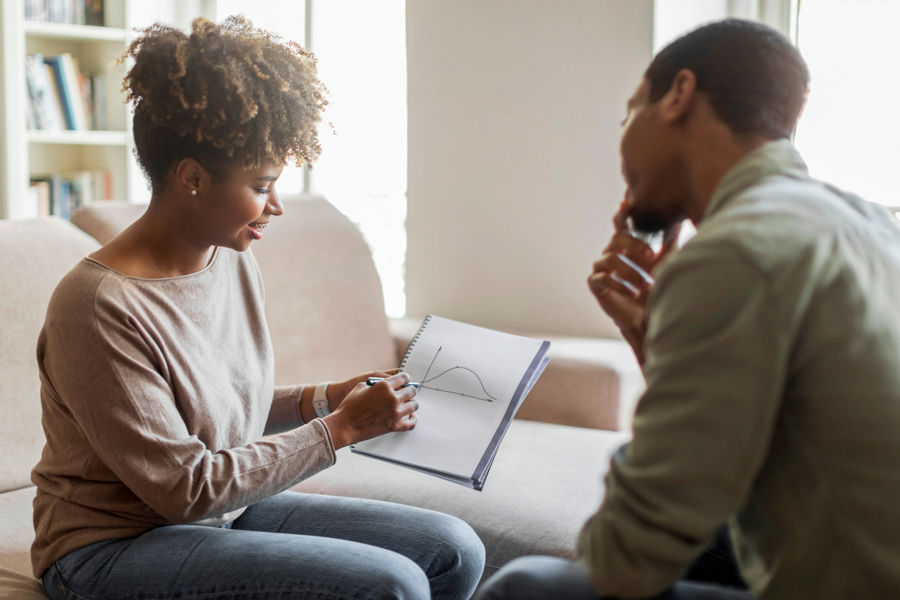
[313,382,331,418]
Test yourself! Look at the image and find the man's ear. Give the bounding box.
[658,69,697,125]
[174,158,209,197]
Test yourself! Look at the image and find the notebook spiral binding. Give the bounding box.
[399,314,433,368]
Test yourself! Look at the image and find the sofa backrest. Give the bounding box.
[71,196,397,384]
[0,218,99,493]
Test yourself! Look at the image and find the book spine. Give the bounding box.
[90,72,106,130]
[48,174,63,217]
[45,56,75,130]
[42,63,67,130]
[24,55,42,129]
[399,314,432,368]
[27,0,103,25]
[60,54,88,130]
[29,178,52,216]
[25,54,64,130]
[88,0,104,26]
[77,70,92,129]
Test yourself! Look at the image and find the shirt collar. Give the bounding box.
[704,139,810,219]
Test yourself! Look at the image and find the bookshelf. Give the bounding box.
[0,0,143,219]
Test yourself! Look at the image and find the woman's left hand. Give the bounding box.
[324,368,401,412]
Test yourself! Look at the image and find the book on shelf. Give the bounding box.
[25,92,37,131]
[26,180,52,219]
[24,53,65,131]
[43,62,69,129]
[89,72,106,130]
[27,53,107,131]
[351,315,551,490]
[45,54,87,130]
[24,0,105,26]
[29,170,113,219]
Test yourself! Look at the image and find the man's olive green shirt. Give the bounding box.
[578,140,900,599]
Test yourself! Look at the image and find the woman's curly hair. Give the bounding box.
[121,15,327,191]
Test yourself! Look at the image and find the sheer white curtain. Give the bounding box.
[309,0,407,317]
[793,0,900,209]
[653,0,796,52]
[654,0,898,212]
[213,0,408,317]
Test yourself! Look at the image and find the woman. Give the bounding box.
[31,16,484,600]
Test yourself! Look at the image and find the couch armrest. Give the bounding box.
[388,318,644,431]
[520,336,644,431]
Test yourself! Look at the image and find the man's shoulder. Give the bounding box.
[48,258,116,314]
[686,175,862,270]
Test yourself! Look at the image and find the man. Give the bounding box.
[476,18,900,600]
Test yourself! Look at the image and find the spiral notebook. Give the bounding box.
[351,315,550,490]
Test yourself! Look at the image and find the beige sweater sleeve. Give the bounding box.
[265,385,307,434]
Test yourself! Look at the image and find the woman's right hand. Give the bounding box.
[321,372,419,449]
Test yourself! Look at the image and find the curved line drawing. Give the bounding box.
[422,366,497,402]
[419,346,496,402]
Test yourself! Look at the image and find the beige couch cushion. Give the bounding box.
[65,201,147,245]
[0,487,44,597]
[292,419,629,582]
[0,569,45,600]
[0,218,99,493]
[523,336,644,430]
[249,199,397,383]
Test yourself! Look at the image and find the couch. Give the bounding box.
[0,197,640,598]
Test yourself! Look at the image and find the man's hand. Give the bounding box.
[588,199,681,364]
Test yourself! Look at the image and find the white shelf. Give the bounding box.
[1,0,142,218]
[23,21,127,42]
[27,129,129,146]
[2,1,209,218]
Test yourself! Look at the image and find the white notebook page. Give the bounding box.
[353,315,548,478]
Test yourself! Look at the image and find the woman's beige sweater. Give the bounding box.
[31,248,335,577]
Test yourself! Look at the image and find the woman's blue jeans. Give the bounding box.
[41,491,486,600]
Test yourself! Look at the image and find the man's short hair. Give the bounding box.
[645,18,809,140]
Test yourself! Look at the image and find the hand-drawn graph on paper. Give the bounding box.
[418,346,497,402]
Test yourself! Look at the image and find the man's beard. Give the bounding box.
[628,206,674,234]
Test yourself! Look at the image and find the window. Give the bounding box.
[214,0,408,317]
[654,0,898,212]
[793,0,900,210]
[308,0,407,317]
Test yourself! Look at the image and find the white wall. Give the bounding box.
[405,0,654,338]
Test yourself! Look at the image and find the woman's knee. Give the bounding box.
[369,553,432,600]
[442,512,486,564]
[408,510,484,599]
[426,511,486,575]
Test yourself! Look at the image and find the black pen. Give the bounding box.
[366,377,421,389]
